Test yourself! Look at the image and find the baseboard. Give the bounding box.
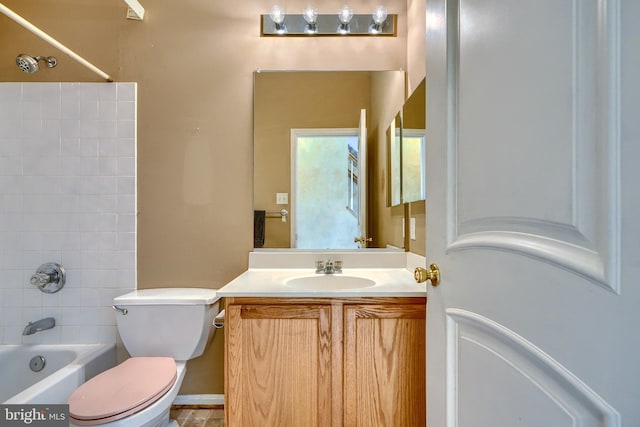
[173,394,225,406]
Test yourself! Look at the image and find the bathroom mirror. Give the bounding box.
[400,78,426,203]
[254,70,404,249]
[385,78,426,206]
[387,111,402,207]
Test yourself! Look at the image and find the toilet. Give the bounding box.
[68,288,221,427]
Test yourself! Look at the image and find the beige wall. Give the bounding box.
[405,0,427,256]
[0,0,418,394]
[407,0,427,94]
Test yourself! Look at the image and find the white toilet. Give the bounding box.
[67,288,221,427]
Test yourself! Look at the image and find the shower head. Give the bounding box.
[15,54,57,74]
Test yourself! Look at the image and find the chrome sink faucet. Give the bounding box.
[315,260,343,274]
[23,317,55,336]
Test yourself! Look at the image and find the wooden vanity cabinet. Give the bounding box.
[225,301,332,427]
[224,297,426,427]
[343,302,426,427]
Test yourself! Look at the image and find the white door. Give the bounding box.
[425,0,640,426]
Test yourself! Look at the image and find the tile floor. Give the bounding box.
[170,406,225,427]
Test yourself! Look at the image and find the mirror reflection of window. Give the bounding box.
[400,78,426,204]
[401,130,426,203]
[294,132,360,249]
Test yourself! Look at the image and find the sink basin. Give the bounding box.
[285,275,376,290]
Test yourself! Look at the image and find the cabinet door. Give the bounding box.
[226,304,332,427]
[344,304,426,427]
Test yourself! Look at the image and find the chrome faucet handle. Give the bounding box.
[30,263,65,293]
[30,272,51,286]
[334,260,343,273]
[324,260,335,274]
[315,260,325,273]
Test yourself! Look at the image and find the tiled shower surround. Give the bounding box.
[0,83,136,345]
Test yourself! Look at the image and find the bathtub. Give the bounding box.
[0,344,116,404]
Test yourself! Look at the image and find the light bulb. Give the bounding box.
[338,5,353,24]
[369,5,388,34]
[337,5,353,34]
[303,5,318,24]
[303,5,319,34]
[269,5,285,24]
[372,5,388,25]
[269,5,287,34]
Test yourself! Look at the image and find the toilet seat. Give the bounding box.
[68,357,177,426]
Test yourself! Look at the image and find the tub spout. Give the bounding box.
[23,317,55,335]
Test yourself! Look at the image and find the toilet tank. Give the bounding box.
[113,288,221,361]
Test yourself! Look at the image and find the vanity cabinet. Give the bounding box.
[224,297,426,427]
[343,303,426,426]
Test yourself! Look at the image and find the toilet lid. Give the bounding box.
[68,357,176,425]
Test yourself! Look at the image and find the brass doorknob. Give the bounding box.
[414,264,440,286]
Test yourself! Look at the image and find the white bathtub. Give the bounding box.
[0,344,116,404]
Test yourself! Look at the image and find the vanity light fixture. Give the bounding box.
[369,5,388,34]
[337,5,353,34]
[269,5,287,34]
[302,5,319,34]
[260,5,396,37]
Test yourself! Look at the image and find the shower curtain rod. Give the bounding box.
[0,3,113,82]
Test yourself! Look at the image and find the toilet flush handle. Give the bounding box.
[112,305,128,315]
[213,309,225,329]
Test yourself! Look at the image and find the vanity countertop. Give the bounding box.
[217,268,426,298]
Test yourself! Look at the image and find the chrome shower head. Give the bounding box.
[16,54,38,73]
[15,54,57,74]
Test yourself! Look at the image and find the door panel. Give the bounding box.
[226,304,332,427]
[457,0,575,226]
[344,304,425,427]
[426,0,638,425]
[448,0,620,292]
[451,310,617,427]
